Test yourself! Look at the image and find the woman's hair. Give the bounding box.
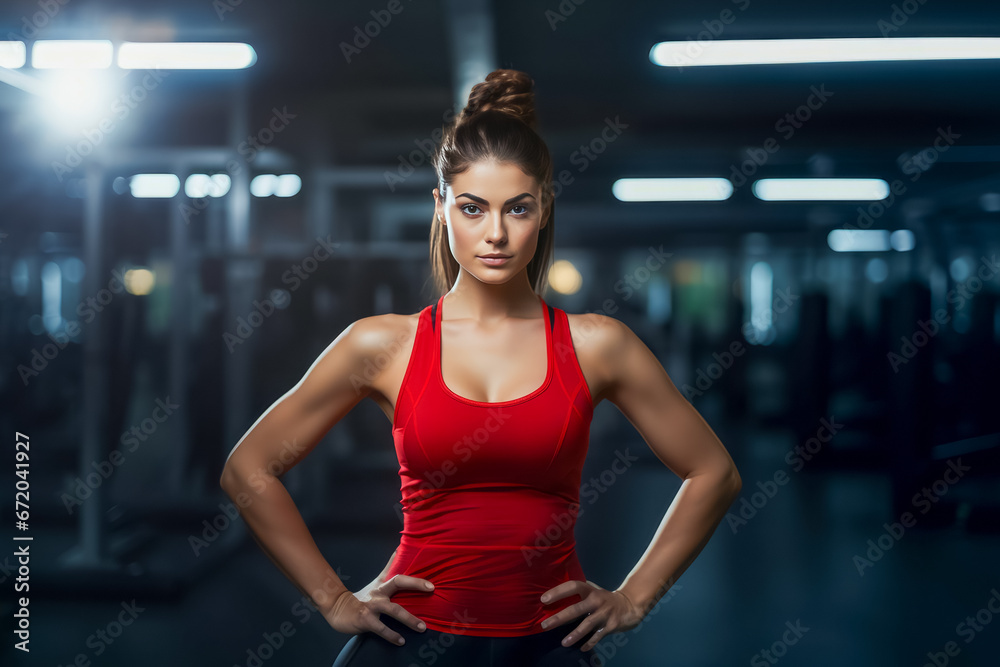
[429,69,555,296]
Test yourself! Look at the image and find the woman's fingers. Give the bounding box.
[370,617,407,646]
[540,611,564,630]
[542,599,589,631]
[375,599,429,633]
[383,573,435,594]
[354,602,409,646]
[388,603,429,633]
[579,623,608,652]
[343,574,435,644]
[562,613,602,649]
[367,595,429,635]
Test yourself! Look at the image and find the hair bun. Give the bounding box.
[460,69,537,129]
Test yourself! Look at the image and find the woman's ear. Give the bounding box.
[433,187,444,224]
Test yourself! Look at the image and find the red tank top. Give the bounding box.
[385,293,595,636]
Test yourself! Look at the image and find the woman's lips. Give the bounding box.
[478,256,510,266]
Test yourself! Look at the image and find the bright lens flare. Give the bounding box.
[37,70,119,138]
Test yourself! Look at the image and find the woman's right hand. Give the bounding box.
[324,549,436,646]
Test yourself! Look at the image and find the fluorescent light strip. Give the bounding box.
[613,177,733,202]
[890,229,915,251]
[650,37,1000,67]
[129,174,180,198]
[0,41,26,68]
[185,174,232,198]
[32,40,113,69]
[251,174,302,197]
[753,178,889,201]
[118,42,257,69]
[828,229,891,252]
[274,174,301,197]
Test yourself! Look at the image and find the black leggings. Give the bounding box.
[331,613,606,667]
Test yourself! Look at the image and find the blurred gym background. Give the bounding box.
[1,0,999,665]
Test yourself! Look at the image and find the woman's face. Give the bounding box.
[433,160,548,286]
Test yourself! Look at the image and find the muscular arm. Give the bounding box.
[588,315,742,614]
[219,316,387,619]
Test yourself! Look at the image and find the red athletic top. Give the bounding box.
[385,293,595,636]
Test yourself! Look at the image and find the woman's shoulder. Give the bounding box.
[563,309,631,346]
[562,309,637,371]
[559,310,638,401]
[344,307,428,356]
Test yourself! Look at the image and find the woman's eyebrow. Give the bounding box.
[456,192,536,205]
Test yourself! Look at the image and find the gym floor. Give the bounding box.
[6,417,999,667]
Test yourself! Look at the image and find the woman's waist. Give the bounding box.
[384,543,586,635]
[397,534,578,570]
[389,540,583,589]
[398,497,582,549]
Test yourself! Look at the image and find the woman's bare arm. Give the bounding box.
[588,315,743,614]
[219,315,385,617]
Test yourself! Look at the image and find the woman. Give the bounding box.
[220,69,742,666]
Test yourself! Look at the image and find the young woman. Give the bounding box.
[221,69,742,666]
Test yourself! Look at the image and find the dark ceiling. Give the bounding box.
[2,0,999,250]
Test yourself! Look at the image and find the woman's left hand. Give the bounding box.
[538,580,645,652]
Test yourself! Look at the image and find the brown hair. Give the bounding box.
[429,69,555,297]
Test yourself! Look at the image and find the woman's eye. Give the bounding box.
[459,203,530,216]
